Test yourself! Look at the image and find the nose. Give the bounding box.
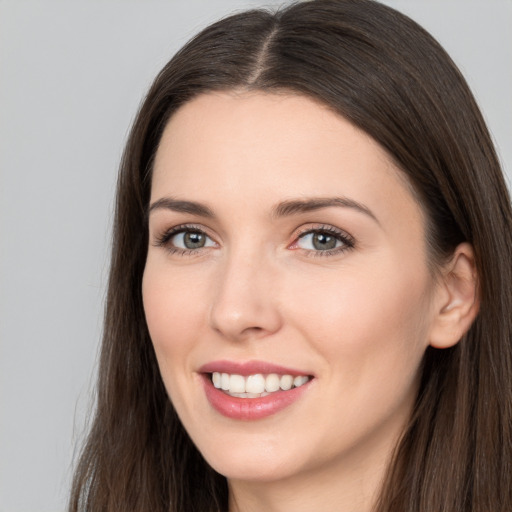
[209,248,283,342]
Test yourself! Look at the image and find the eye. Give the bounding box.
[154,225,217,254]
[298,231,341,251]
[290,226,354,256]
[172,230,215,250]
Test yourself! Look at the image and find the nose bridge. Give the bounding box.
[209,241,281,340]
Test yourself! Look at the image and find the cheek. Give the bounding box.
[142,261,215,423]
[284,258,433,375]
[142,262,208,368]
[285,260,433,448]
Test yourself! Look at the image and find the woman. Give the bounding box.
[69,1,512,511]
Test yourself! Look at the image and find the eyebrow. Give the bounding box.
[147,195,379,224]
[272,197,379,224]
[148,197,215,218]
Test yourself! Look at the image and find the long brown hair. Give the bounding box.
[69,1,512,510]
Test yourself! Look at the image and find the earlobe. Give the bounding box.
[429,242,480,349]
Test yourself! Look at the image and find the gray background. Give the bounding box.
[1,1,510,511]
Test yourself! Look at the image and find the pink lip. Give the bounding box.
[198,360,314,421]
[199,359,310,377]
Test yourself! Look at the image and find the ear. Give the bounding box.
[429,242,480,349]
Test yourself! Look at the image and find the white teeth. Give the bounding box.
[280,374,293,391]
[211,371,310,396]
[230,392,270,398]
[221,373,230,391]
[229,374,246,393]
[246,374,265,394]
[212,372,221,388]
[246,392,263,398]
[293,375,309,387]
[265,373,280,392]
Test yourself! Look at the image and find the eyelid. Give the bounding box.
[153,223,219,251]
[152,222,354,258]
[288,223,355,255]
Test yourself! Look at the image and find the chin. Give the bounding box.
[209,458,296,483]
[196,434,305,483]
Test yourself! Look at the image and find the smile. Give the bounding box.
[211,372,310,397]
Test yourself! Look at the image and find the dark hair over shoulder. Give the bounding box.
[69,1,512,511]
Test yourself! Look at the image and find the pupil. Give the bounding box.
[184,232,205,249]
[313,232,336,250]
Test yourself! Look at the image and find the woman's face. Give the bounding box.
[143,91,440,485]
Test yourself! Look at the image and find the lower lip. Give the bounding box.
[201,374,312,421]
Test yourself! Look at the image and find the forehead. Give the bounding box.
[151,91,422,231]
[155,91,386,164]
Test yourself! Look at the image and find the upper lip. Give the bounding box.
[199,359,312,377]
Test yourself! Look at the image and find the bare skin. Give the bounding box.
[143,91,478,512]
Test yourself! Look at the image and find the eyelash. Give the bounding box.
[153,223,355,258]
[293,224,355,257]
[153,224,214,256]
